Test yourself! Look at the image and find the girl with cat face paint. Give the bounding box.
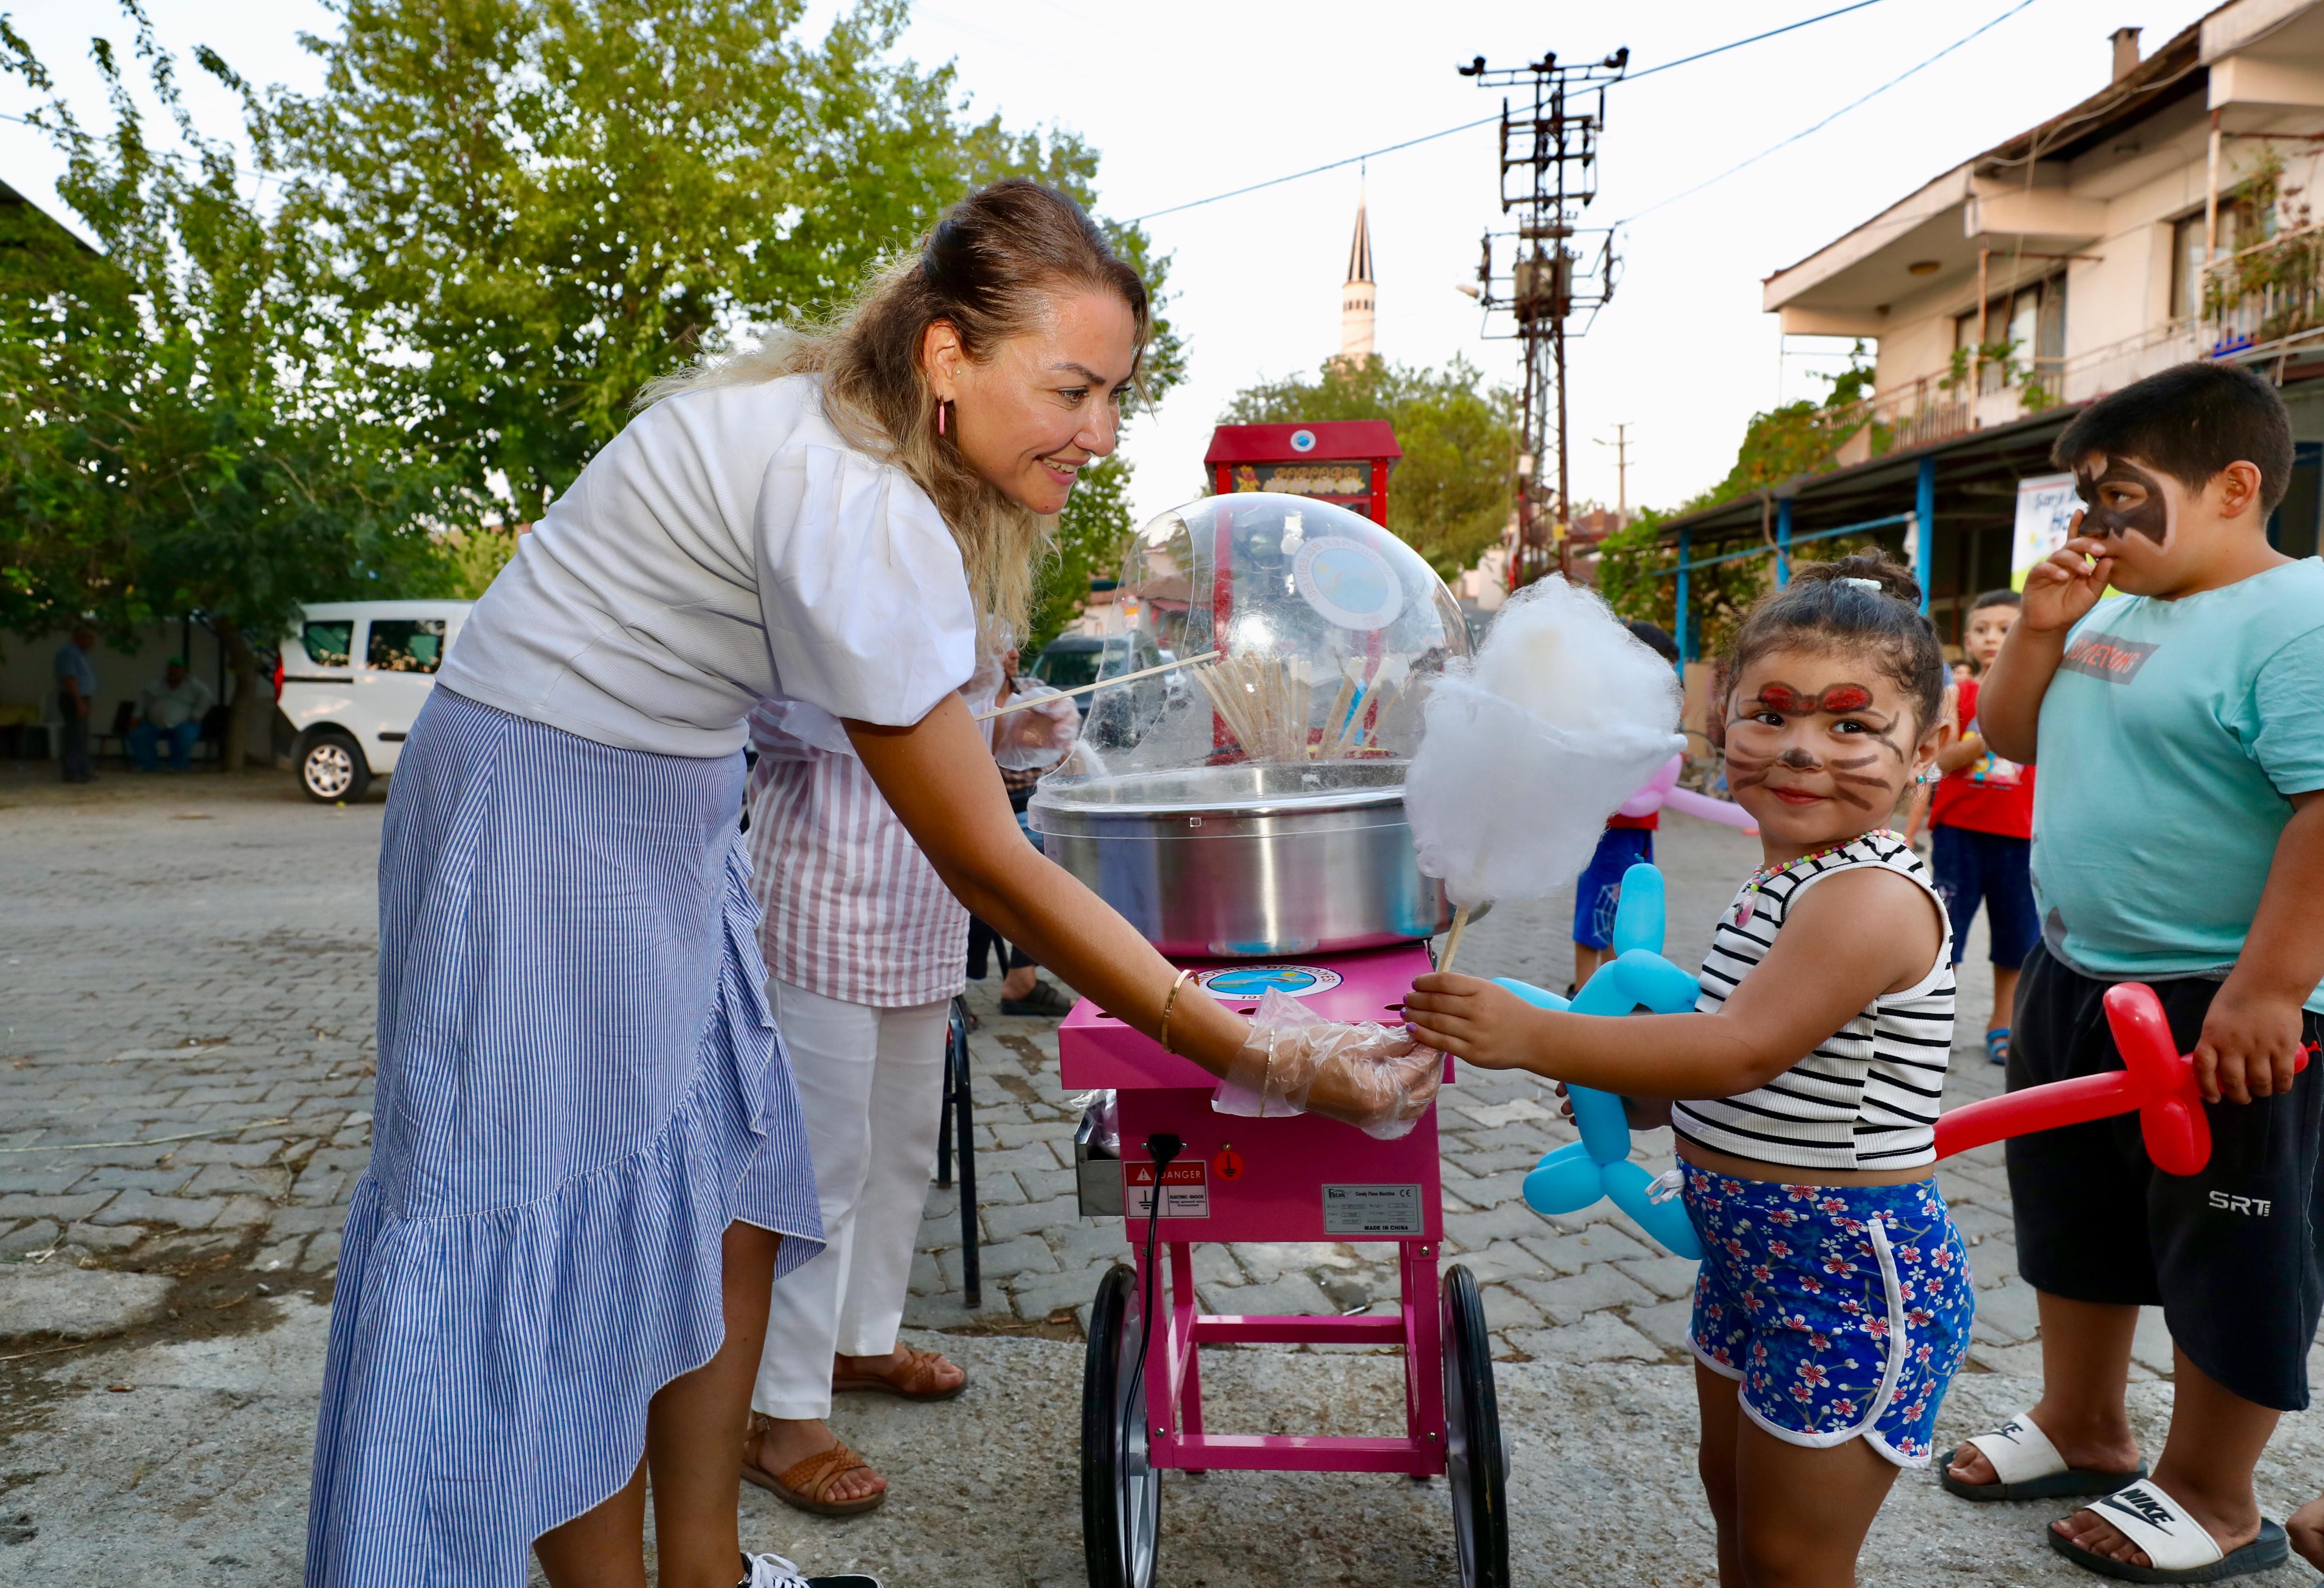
[1408,555,1969,1588]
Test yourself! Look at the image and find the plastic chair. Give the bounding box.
[935,995,982,1306]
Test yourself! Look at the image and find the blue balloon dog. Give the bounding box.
[1492,862,1704,1261]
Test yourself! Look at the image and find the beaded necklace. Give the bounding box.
[1730,829,1901,928]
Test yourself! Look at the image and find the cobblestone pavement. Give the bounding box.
[6,762,2319,1583]
[0,768,377,1300]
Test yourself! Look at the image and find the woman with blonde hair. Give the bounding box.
[304,179,1440,1588]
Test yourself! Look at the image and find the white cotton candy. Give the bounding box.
[1405,577,1686,909]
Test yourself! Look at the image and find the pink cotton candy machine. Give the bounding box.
[1051,495,1506,1588]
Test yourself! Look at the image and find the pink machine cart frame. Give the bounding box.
[1062,943,1507,1588]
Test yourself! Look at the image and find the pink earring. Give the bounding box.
[937,400,948,436]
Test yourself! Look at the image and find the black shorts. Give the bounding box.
[2007,943,2324,1411]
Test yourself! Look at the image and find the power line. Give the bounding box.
[1122,0,1899,225]
[1621,0,1892,83]
[1615,0,2043,225]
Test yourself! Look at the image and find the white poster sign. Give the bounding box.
[2012,473,2081,589]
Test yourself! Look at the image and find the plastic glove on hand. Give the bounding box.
[1213,989,1444,1140]
[990,683,1081,771]
[1493,863,1705,1259]
[1617,754,1759,834]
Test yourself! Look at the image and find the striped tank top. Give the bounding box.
[1671,831,1955,1172]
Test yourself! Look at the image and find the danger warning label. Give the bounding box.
[1124,1159,1210,1218]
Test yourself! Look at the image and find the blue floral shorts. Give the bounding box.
[1684,1169,1974,1467]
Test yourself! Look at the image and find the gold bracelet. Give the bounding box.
[1159,968,1196,1054]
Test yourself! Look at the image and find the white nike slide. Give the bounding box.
[1941,1411,2146,1501]
[2051,1480,2290,1583]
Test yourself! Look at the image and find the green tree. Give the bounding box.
[270,0,1182,525]
[0,9,450,768]
[1219,356,1514,579]
[1598,350,1881,651]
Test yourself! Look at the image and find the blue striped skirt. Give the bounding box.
[306,688,822,1588]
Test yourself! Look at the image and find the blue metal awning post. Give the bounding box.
[1775,497,1793,586]
[1915,457,1936,616]
[1675,530,1692,666]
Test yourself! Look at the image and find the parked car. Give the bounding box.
[1029,632,1165,715]
[276,599,473,802]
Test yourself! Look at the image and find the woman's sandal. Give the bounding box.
[741,1418,886,1517]
[832,1347,968,1402]
[1941,1412,2147,1501]
[1987,1026,2013,1066]
[2049,1480,2290,1583]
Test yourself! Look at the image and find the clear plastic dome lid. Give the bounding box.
[1044,492,1471,791]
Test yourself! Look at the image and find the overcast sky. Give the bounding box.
[3,0,2216,532]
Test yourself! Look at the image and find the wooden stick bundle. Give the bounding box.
[1192,653,1420,762]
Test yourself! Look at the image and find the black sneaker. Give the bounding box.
[1000,979,1075,1017]
[739,1551,881,1588]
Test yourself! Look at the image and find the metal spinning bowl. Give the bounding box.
[1029,760,1455,959]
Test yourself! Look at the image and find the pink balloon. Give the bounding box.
[1618,755,1757,834]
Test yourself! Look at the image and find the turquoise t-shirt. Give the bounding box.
[2030,558,2324,1011]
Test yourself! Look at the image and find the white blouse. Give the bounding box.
[439,375,978,759]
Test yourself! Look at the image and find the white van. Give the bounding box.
[276,599,473,802]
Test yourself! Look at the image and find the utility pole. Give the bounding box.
[1460,46,1627,588]
[1596,422,1632,527]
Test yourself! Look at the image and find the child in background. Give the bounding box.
[1410,555,1970,1588]
[1570,619,1682,991]
[1930,589,2036,1066]
[1943,362,2324,1584]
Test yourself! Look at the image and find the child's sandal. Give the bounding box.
[2049,1480,2289,1582]
[1941,1412,2146,1501]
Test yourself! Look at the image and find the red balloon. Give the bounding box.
[1931,982,2306,1177]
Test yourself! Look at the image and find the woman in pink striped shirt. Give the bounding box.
[735,658,1077,1514]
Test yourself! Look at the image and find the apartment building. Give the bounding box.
[1653,0,2324,657]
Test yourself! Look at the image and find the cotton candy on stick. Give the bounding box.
[1405,577,1688,971]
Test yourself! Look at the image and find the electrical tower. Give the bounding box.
[1459,47,1627,586]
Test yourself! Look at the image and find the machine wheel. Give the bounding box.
[298,731,371,804]
[1082,1264,1160,1588]
[1442,1264,1509,1588]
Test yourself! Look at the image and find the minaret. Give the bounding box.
[1339,190,1375,364]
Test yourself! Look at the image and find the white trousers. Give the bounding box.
[753,980,950,1420]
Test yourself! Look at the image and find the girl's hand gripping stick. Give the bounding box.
[1489,863,1705,1260]
[1617,754,1759,835]
[1931,982,2309,1175]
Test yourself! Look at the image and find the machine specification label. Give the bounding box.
[1125,1161,1210,1218]
[1321,1184,1425,1236]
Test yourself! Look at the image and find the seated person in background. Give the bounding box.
[128,657,214,772]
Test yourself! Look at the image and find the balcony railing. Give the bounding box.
[2202,223,2324,352]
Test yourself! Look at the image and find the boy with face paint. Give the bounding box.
[1946,362,2324,1585]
